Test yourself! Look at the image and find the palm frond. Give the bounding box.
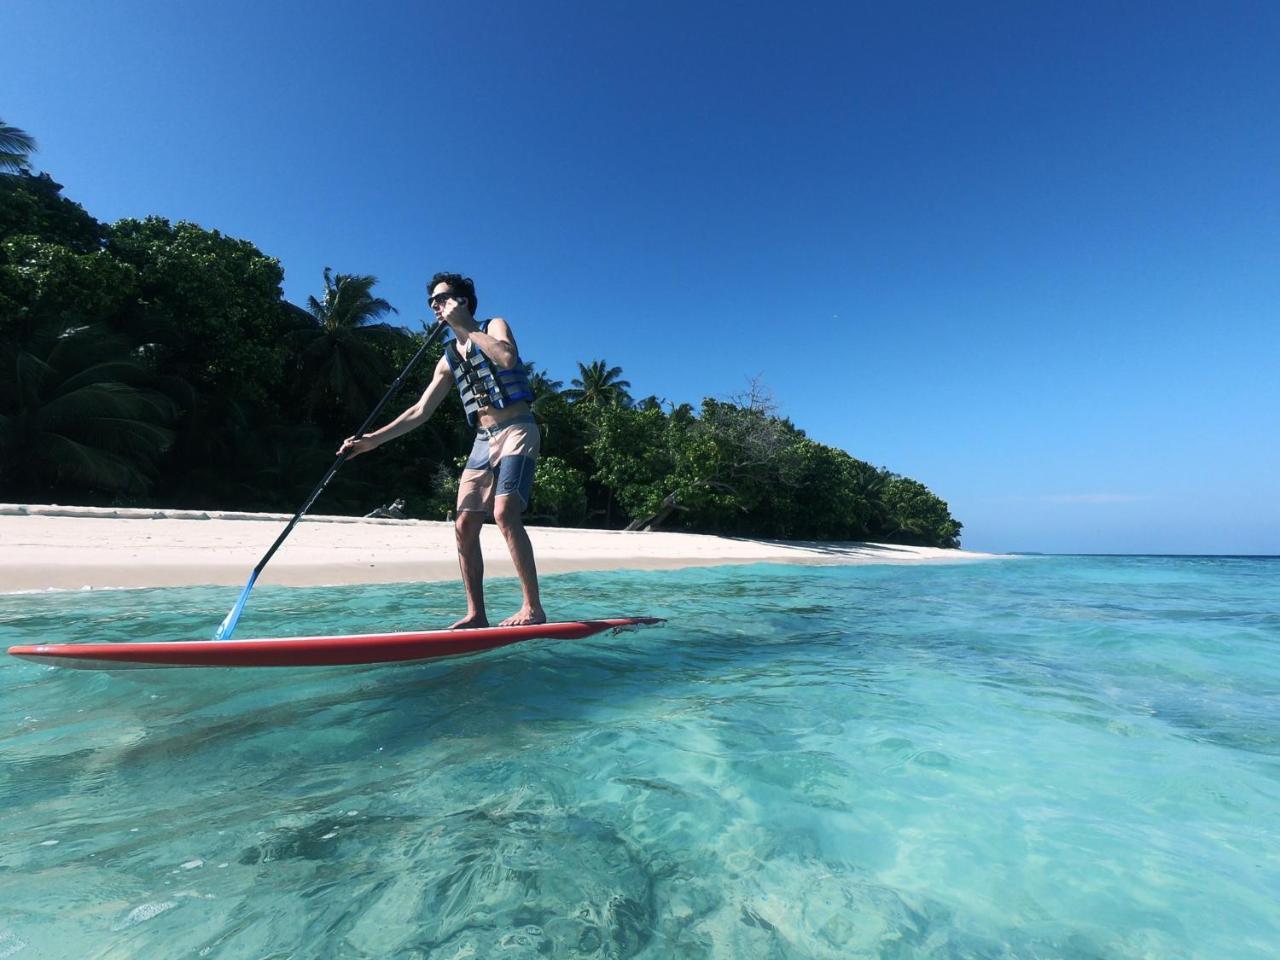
[36,433,155,494]
[306,268,398,331]
[0,120,37,173]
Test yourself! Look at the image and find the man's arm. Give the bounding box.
[337,355,453,457]
[442,301,520,370]
[464,317,519,370]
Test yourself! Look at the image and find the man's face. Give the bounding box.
[429,282,457,319]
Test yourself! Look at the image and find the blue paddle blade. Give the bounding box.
[213,571,258,640]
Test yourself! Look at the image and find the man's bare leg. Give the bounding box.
[451,510,488,629]
[494,496,546,626]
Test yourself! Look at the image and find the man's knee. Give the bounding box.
[493,497,525,534]
[455,511,484,543]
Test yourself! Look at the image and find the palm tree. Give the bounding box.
[523,361,562,414]
[563,359,632,408]
[0,120,37,173]
[294,267,404,422]
[520,361,566,443]
[0,320,177,499]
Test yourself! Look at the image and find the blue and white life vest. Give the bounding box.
[444,319,535,425]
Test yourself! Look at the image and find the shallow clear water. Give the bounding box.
[2,557,1278,959]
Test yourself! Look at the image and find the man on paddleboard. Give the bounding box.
[338,273,545,628]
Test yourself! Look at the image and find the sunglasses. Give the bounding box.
[428,292,457,308]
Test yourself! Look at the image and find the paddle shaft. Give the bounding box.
[248,320,449,578]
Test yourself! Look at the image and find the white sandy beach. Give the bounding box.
[0,504,994,592]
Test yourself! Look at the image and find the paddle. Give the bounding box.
[213,319,450,640]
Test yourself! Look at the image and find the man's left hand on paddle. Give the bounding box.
[338,435,378,458]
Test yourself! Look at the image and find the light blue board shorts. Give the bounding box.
[456,417,541,514]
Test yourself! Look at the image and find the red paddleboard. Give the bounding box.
[7,617,664,669]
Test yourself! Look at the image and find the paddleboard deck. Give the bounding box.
[7,617,664,669]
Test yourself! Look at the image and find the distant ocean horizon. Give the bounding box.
[3,556,1277,958]
[1010,552,1279,558]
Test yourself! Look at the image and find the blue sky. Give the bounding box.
[5,1,1278,553]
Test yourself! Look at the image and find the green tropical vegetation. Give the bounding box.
[0,120,962,547]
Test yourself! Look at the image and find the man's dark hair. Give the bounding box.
[429,272,478,315]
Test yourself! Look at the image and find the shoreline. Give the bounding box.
[0,504,999,593]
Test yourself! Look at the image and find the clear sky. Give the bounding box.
[5,1,1278,553]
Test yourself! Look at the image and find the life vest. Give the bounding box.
[443,318,535,425]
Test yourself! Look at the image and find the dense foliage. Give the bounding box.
[0,126,962,547]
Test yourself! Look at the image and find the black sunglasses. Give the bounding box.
[428,291,457,308]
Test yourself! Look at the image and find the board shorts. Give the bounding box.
[457,416,541,515]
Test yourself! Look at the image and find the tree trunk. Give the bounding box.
[624,492,685,531]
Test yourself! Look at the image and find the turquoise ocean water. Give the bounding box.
[2,556,1278,959]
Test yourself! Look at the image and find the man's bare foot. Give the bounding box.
[449,613,489,630]
[499,606,547,627]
